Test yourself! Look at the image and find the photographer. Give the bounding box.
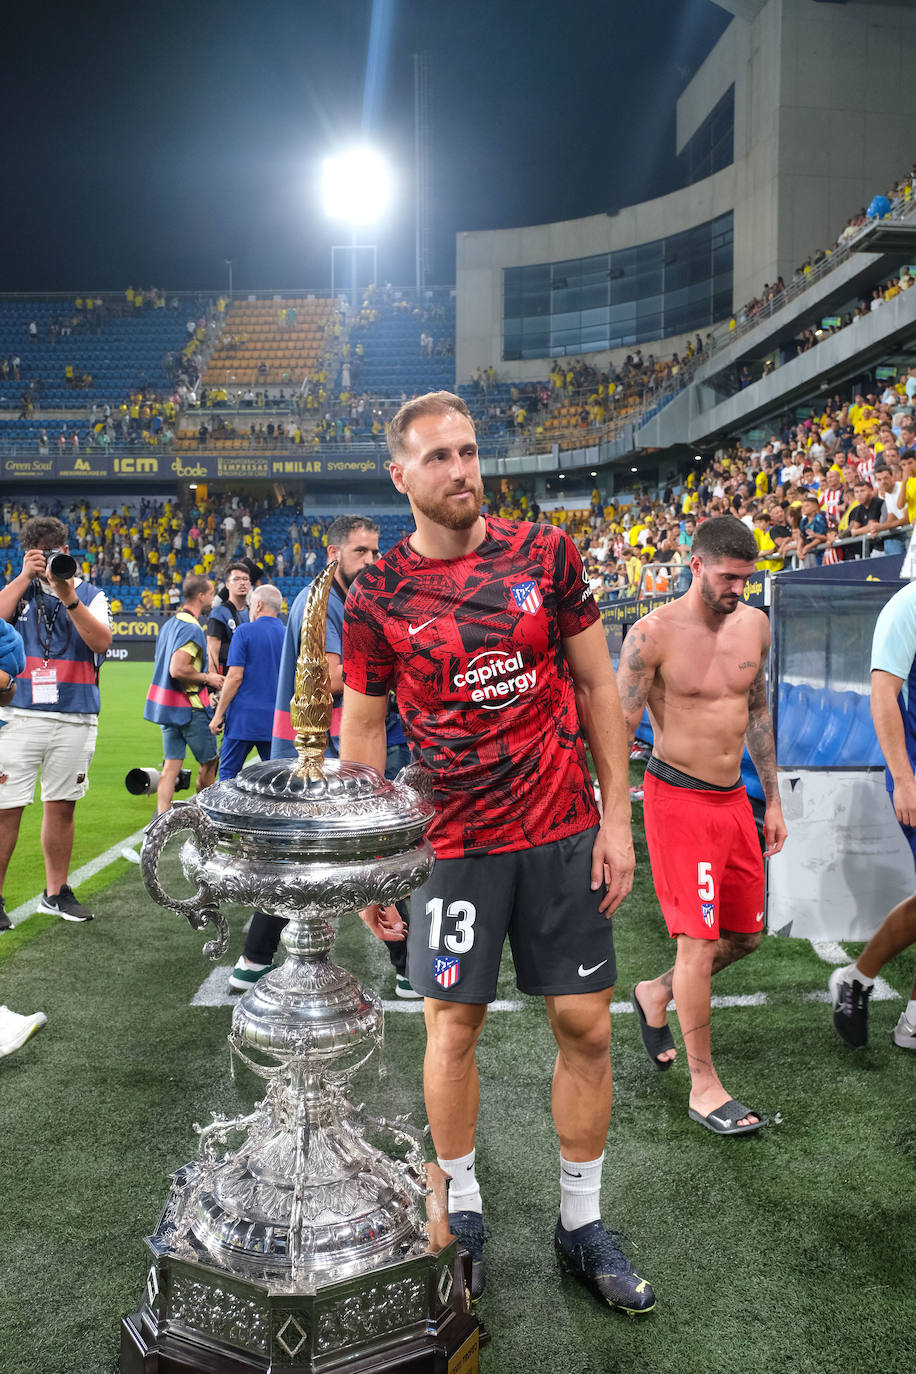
[0,516,112,924]
[144,575,223,815]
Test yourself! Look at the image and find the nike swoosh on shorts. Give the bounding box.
[408,617,438,635]
[578,960,608,978]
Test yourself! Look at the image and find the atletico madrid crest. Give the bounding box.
[511,580,542,616]
[434,955,461,989]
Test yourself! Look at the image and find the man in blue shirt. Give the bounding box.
[209,584,285,779]
[796,495,828,566]
[830,581,916,1051]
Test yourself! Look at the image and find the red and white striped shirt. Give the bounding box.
[819,486,846,524]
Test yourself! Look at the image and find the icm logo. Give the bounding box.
[452,650,537,710]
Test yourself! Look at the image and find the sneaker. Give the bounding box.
[38,885,93,923]
[0,896,11,932]
[228,959,275,992]
[829,966,871,1049]
[554,1218,656,1315]
[0,1005,47,1057]
[629,786,644,802]
[395,974,422,1000]
[449,1209,486,1299]
[892,1011,916,1051]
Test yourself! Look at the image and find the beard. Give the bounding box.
[698,574,740,615]
[408,478,484,531]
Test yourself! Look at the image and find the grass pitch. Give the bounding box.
[1,697,914,1373]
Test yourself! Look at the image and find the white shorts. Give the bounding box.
[0,713,98,807]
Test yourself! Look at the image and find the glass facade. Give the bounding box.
[681,85,734,187]
[503,212,733,360]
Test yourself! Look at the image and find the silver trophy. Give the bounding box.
[121,565,481,1374]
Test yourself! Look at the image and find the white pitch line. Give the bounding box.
[191,970,771,1012]
[808,939,899,1000]
[191,968,525,1010]
[810,939,851,964]
[610,992,768,1013]
[6,826,148,927]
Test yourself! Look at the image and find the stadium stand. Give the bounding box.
[201,297,339,391]
[0,296,189,414]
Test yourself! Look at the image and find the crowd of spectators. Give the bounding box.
[4,361,911,627]
[0,493,348,616]
[727,164,916,331]
[573,369,916,600]
[720,264,916,399]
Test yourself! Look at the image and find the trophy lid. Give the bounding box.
[197,757,435,855]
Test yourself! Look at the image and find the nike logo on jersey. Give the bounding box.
[408,616,439,635]
[578,960,608,978]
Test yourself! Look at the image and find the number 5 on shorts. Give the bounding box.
[697,861,715,901]
[426,897,477,953]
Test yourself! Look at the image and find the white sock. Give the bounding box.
[849,962,875,989]
[437,1149,482,1215]
[559,1152,604,1232]
[239,956,270,971]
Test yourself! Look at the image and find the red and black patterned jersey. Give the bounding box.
[343,515,600,858]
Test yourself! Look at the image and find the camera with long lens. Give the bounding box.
[125,767,191,796]
[46,550,77,580]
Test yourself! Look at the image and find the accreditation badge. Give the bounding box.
[31,666,59,704]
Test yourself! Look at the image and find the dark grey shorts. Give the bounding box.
[406,826,617,1004]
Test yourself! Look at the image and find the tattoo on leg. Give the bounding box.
[681,1019,712,1040]
[711,935,758,975]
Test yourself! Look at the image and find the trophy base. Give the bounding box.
[120,1244,482,1374]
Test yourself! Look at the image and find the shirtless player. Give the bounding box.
[616,514,787,1135]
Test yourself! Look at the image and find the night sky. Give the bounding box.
[3,0,729,294]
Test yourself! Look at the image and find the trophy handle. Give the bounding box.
[140,802,230,959]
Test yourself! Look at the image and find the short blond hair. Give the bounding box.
[386,390,474,463]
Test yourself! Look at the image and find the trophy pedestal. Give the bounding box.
[120,1245,480,1374]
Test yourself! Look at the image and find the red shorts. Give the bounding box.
[643,771,764,940]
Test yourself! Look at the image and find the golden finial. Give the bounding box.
[290,562,337,780]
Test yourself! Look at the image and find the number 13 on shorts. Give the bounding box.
[697,861,716,927]
[426,897,477,953]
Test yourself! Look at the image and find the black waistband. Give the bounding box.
[646,755,741,792]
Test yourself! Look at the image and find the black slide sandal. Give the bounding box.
[630,986,676,1070]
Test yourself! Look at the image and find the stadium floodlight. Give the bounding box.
[321,148,392,226]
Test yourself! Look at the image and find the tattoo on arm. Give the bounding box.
[745,662,778,800]
[617,628,654,724]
